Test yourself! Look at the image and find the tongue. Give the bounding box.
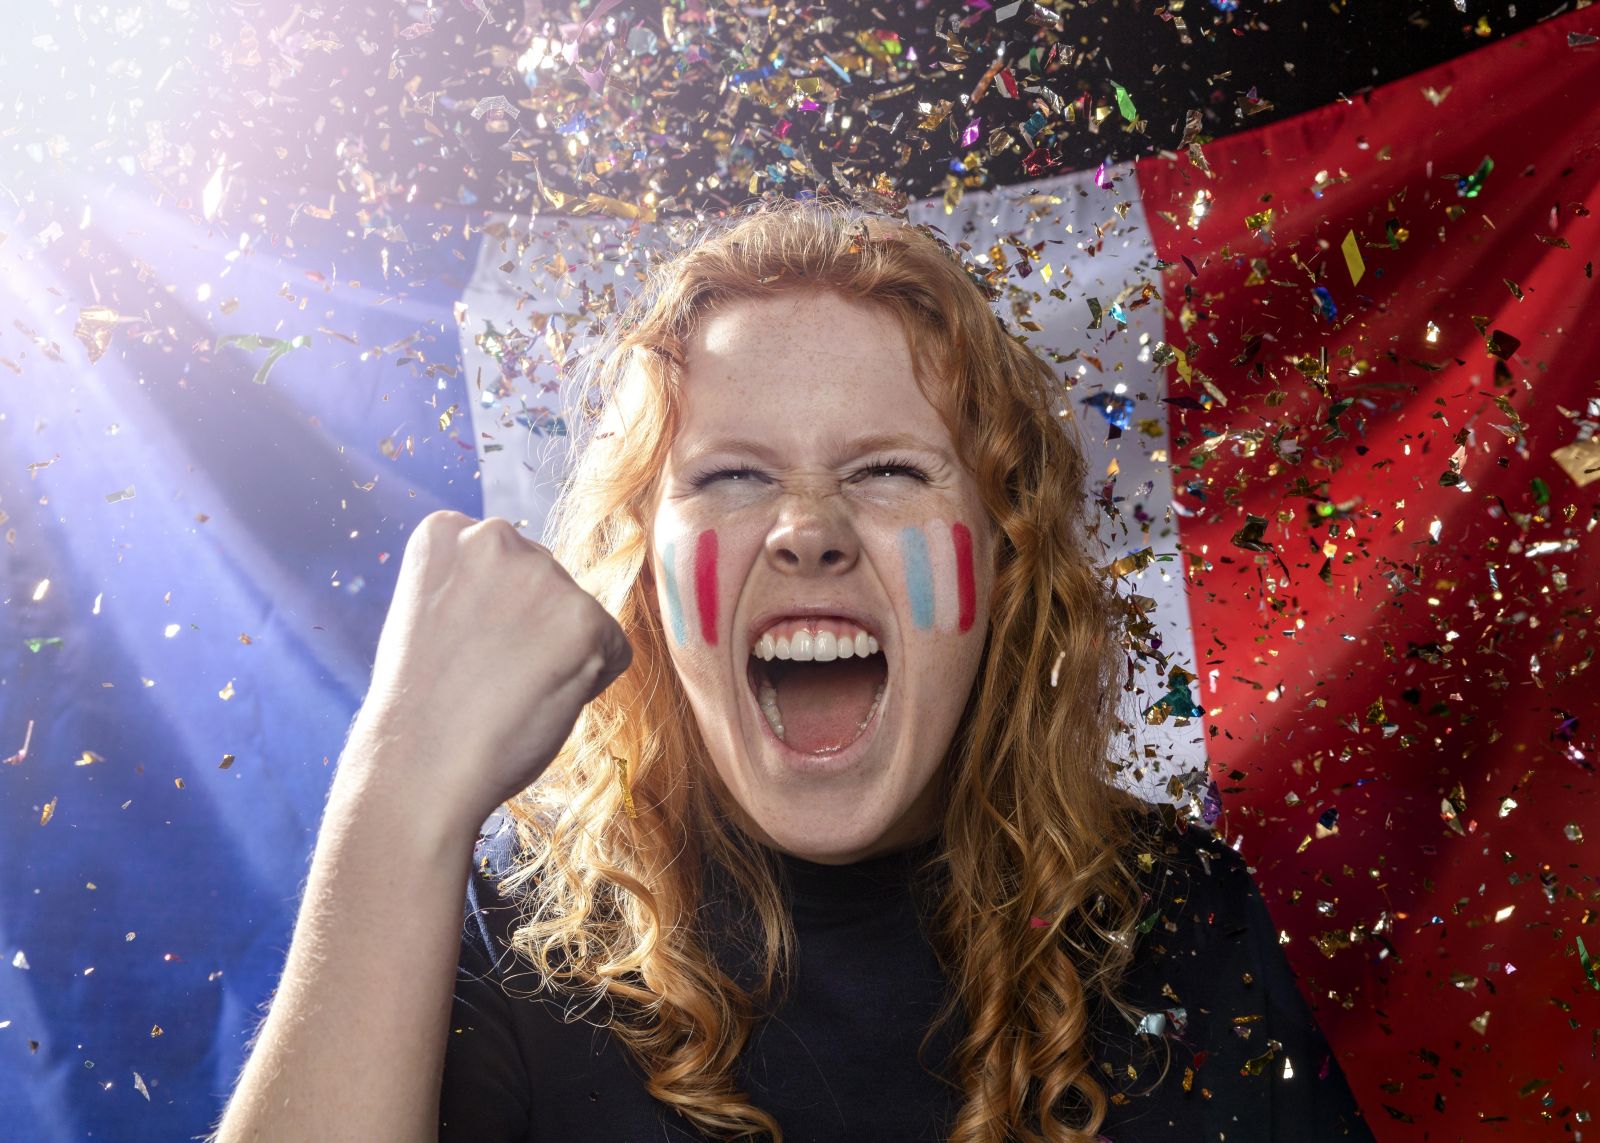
[775,658,884,754]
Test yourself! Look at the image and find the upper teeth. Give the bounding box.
[752,625,880,662]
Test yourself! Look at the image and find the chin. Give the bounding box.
[719,738,942,866]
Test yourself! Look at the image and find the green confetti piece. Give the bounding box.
[1578,936,1599,991]
[1457,155,1494,199]
[1531,476,1550,505]
[25,637,64,653]
[218,333,313,386]
[1112,82,1137,123]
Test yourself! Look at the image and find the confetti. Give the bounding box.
[470,95,520,121]
[1080,392,1135,430]
[1456,155,1494,198]
[1579,937,1600,990]
[1111,82,1138,123]
[1550,439,1600,487]
[72,307,126,364]
[217,334,313,386]
[613,756,638,819]
[2,721,34,766]
[1341,230,1365,285]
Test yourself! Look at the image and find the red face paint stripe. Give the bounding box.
[694,528,719,645]
[951,521,976,633]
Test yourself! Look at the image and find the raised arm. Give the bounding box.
[211,511,631,1142]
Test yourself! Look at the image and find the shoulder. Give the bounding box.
[461,811,534,976]
[1111,807,1271,990]
[473,810,526,882]
[1127,808,1255,921]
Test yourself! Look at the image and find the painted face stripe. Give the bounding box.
[951,521,977,633]
[661,541,687,646]
[899,526,936,630]
[693,528,719,645]
[925,519,958,633]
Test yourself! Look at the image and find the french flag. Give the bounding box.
[2,10,1596,1141]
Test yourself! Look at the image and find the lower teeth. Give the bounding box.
[758,681,886,748]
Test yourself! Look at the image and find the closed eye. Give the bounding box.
[689,455,932,489]
[848,458,931,483]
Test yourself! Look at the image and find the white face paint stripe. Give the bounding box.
[925,519,959,633]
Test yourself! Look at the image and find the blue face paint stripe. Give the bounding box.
[900,525,935,630]
[662,541,687,645]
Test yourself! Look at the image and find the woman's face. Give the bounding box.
[649,289,996,864]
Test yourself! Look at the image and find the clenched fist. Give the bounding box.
[341,510,632,833]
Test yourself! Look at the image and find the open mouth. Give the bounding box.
[745,645,889,756]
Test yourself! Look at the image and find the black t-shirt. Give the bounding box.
[439,816,1374,1142]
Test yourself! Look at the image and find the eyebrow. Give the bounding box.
[679,431,954,467]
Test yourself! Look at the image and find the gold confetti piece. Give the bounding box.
[613,756,638,819]
[218,679,236,701]
[40,796,57,826]
[74,751,104,767]
[1551,439,1600,487]
[174,778,185,790]
[1341,230,1365,286]
[31,578,49,601]
[1470,1010,1491,1034]
[438,403,459,431]
[150,1024,163,1037]
[73,306,127,364]
[1565,822,1585,843]
[1103,547,1156,578]
[219,754,236,769]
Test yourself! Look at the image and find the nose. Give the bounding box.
[764,493,859,575]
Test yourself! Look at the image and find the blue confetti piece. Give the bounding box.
[730,62,777,86]
[1080,391,1136,429]
[1311,286,1338,322]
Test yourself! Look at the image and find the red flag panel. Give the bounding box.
[1139,11,1600,1137]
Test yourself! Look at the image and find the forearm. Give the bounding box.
[214,742,480,1143]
